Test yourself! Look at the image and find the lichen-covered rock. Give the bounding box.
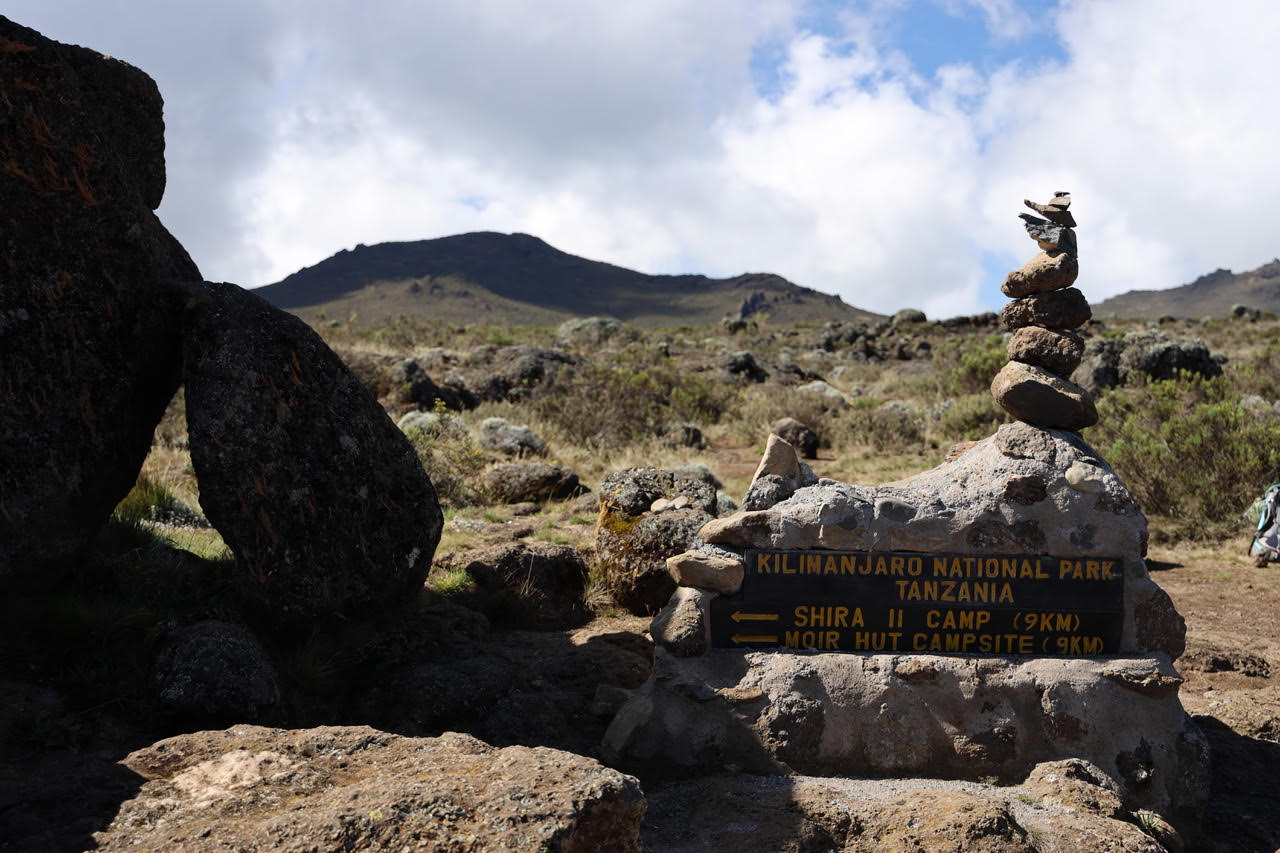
[478,416,547,457]
[481,462,584,504]
[593,467,724,613]
[1072,330,1224,395]
[724,350,768,382]
[152,621,280,720]
[0,16,203,581]
[183,282,443,620]
[389,356,472,410]
[598,508,714,615]
[460,344,577,402]
[892,308,928,325]
[1001,287,1092,331]
[769,417,820,459]
[1001,250,1079,298]
[657,421,707,450]
[598,467,717,518]
[991,361,1099,430]
[556,316,623,345]
[795,380,847,407]
[96,726,646,852]
[1007,325,1085,375]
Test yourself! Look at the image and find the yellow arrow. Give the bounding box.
[731,611,779,623]
[731,634,779,644]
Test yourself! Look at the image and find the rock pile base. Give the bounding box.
[605,650,1207,838]
[614,420,1207,841]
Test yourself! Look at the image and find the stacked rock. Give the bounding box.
[990,192,1097,431]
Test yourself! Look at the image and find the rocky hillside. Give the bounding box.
[254,231,883,328]
[1095,258,1280,319]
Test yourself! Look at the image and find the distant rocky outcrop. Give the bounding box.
[481,462,584,504]
[1072,329,1224,395]
[255,232,884,329]
[0,15,203,582]
[1096,258,1280,319]
[478,416,548,457]
[95,726,646,852]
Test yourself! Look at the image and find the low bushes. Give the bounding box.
[1091,373,1280,523]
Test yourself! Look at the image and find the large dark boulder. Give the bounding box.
[183,282,443,619]
[1072,330,1224,395]
[0,16,202,582]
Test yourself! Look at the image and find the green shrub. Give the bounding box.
[1227,339,1280,400]
[534,363,737,447]
[728,385,836,446]
[1091,373,1280,522]
[403,419,487,506]
[834,399,926,453]
[113,476,182,524]
[935,393,1007,442]
[933,335,1007,397]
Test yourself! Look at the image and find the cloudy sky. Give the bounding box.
[9,1,1280,316]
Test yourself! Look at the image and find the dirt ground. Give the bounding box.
[1145,542,1280,852]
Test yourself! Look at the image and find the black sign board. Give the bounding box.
[708,550,1123,656]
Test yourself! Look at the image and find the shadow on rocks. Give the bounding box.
[1195,714,1280,853]
[357,623,654,759]
[0,748,147,853]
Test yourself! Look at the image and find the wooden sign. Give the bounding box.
[708,550,1124,656]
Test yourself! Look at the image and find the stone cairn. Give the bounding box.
[990,192,1097,431]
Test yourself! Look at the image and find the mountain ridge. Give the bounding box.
[1094,258,1280,319]
[255,231,884,328]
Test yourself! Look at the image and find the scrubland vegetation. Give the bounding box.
[13,309,1280,751]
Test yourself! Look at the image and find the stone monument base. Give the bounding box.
[604,648,1208,836]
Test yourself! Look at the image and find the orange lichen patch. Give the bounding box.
[25,105,54,146]
[3,152,45,193]
[0,37,37,53]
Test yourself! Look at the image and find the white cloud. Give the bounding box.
[5,0,1280,316]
